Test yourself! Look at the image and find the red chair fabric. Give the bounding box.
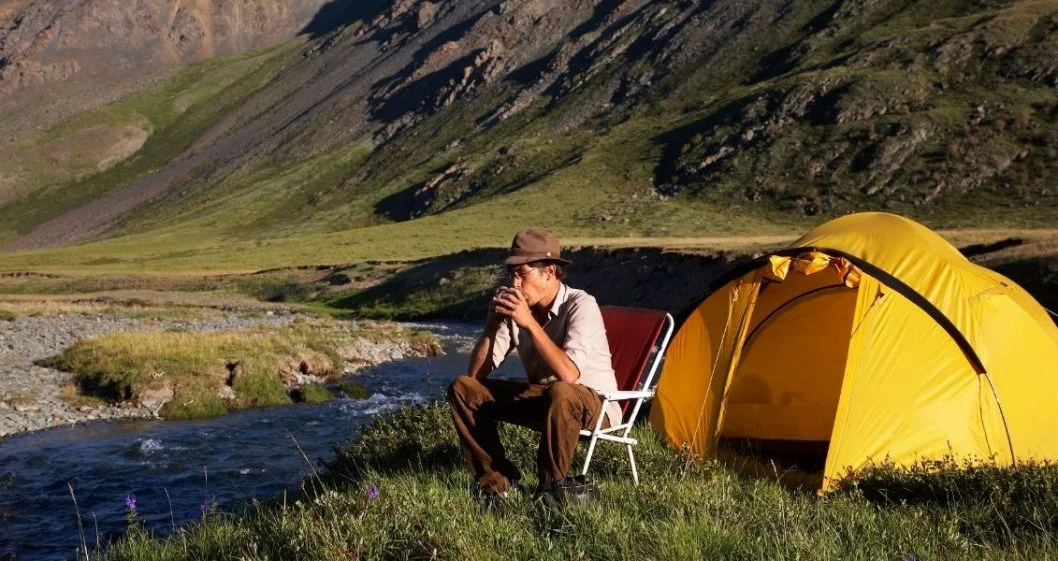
[600,306,668,416]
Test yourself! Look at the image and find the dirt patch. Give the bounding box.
[0,169,23,207]
[42,118,151,174]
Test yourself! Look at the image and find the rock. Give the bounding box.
[13,403,39,412]
[136,382,175,417]
[217,385,236,401]
[414,2,439,31]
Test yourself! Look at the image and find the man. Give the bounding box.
[447,228,620,506]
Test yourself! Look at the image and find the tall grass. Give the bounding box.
[39,321,432,419]
[99,402,1058,560]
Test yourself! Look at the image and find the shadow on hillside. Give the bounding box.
[301,0,389,39]
[372,153,583,222]
[330,250,503,320]
[328,246,740,320]
[366,7,492,125]
[650,94,757,195]
[990,257,1058,321]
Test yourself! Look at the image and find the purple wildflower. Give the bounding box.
[124,492,136,511]
[367,484,379,500]
[200,499,210,516]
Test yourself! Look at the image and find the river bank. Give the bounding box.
[0,308,434,438]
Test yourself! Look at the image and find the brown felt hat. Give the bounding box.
[504,228,572,266]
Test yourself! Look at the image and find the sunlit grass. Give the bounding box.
[39,321,434,419]
[98,402,1058,560]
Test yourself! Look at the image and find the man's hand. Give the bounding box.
[493,287,534,329]
[485,287,507,331]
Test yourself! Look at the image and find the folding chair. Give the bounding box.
[580,306,675,485]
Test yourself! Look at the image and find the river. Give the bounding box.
[0,322,512,561]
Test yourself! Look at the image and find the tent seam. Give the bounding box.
[980,371,1018,466]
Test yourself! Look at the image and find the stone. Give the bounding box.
[136,382,175,417]
[217,385,236,400]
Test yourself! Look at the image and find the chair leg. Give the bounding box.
[628,444,639,486]
[581,436,600,476]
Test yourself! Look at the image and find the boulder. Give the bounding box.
[136,382,175,417]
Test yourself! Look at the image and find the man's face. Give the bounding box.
[507,263,551,306]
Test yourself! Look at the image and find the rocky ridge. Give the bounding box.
[0,0,345,146]
[3,0,1058,253]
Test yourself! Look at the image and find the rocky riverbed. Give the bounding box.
[0,310,421,438]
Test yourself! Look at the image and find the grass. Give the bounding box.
[4,389,36,407]
[0,308,16,321]
[337,381,373,400]
[0,40,301,245]
[0,1,1057,277]
[290,383,336,404]
[327,263,501,320]
[97,402,1058,560]
[58,382,107,409]
[37,320,426,419]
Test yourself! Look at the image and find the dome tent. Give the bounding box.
[648,212,1058,490]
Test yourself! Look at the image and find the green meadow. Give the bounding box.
[97,403,1058,560]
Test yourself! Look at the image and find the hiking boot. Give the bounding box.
[531,482,560,508]
[531,475,599,507]
[554,475,599,504]
[468,480,512,511]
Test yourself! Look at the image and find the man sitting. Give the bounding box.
[447,228,620,506]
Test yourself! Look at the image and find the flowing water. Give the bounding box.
[0,322,511,561]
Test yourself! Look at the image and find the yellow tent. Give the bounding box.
[649,212,1058,490]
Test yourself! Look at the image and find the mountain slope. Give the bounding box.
[1,0,1057,262]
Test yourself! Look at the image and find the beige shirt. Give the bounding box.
[490,284,622,428]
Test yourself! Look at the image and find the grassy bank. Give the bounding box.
[99,403,1058,560]
[41,320,434,419]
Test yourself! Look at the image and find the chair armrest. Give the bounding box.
[599,390,654,401]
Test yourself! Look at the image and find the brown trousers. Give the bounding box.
[447,375,608,494]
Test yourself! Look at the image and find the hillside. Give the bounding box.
[0,0,1056,270]
[0,0,366,144]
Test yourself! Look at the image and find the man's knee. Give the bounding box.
[447,374,477,404]
[546,381,578,404]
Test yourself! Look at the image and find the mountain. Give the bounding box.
[0,0,1056,260]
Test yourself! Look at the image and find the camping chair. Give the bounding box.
[580,306,675,485]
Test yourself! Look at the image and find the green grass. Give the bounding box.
[0,0,1057,280]
[290,383,336,404]
[336,381,373,400]
[0,40,302,245]
[328,263,501,320]
[0,309,16,321]
[38,321,378,419]
[98,402,1058,560]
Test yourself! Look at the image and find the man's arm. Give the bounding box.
[522,322,580,383]
[467,331,498,380]
[467,289,511,380]
[494,289,580,383]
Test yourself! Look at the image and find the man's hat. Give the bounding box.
[504,228,572,266]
